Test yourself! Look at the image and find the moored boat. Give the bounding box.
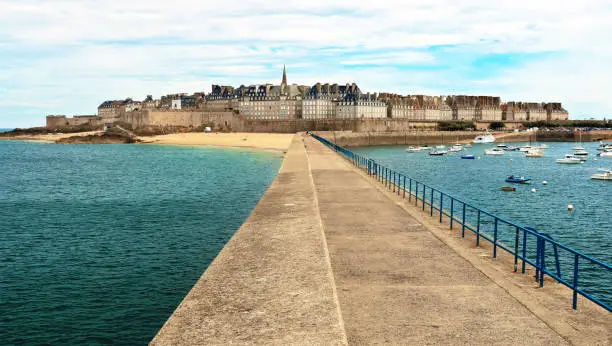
[405,146,420,152]
[501,186,516,191]
[448,145,463,152]
[505,175,532,184]
[473,133,496,143]
[519,145,533,152]
[429,149,446,156]
[591,169,612,180]
[484,148,505,155]
[504,146,520,151]
[525,149,544,158]
[599,150,612,158]
[556,154,582,164]
[596,142,612,151]
[461,155,475,159]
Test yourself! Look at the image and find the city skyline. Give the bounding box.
[1,1,611,127]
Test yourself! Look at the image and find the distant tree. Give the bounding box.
[437,121,475,131]
[489,122,505,130]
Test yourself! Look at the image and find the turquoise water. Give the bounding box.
[0,141,282,345]
[354,142,611,306]
[0,128,14,132]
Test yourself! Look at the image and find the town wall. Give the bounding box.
[120,109,240,130]
[46,115,103,129]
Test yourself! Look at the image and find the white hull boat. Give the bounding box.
[485,148,505,155]
[599,151,612,158]
[591,169,612,180]
[473,134,496,143]
[448,145,463,152]
[556,154,582,164]
[571,145,585,150]
[519,146,533,152]
[525,149,544,158]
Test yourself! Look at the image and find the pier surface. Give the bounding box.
[152,134,610,345]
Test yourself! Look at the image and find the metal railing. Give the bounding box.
[310,133,612,312]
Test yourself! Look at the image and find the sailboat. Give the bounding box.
[572,131,585,150]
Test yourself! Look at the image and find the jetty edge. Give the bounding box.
[150,134,347,345]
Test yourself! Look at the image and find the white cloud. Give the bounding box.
[0,0,611,126]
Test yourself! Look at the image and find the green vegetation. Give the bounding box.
[489,122,505,130]
[437,121,476,131]
[524,120,611,128]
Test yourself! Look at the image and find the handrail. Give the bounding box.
[310,133,611,312]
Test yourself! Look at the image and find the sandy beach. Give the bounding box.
[140,132,295,151]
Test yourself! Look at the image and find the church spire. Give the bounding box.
[281,65,287,86]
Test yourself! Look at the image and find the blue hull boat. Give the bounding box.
[505,175,532,184]
[461,155,475,159]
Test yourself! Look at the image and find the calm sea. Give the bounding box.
[0,141,282,345]
[0,128,14,132]
[353,142,611,306]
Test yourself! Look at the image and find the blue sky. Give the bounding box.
[1,0,611,127]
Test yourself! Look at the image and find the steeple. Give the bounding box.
[281,65,287,94]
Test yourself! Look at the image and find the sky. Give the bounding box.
[1,0,611,128]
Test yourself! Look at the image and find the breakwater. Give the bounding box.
[314,130,612,147]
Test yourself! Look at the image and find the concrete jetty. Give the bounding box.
[152,134,610,345]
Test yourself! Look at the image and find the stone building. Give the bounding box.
[97,99,129,119]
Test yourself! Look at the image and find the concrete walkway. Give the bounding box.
[304,135,569,345]
[151,135,346,345]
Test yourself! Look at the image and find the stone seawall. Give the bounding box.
[314,130,612,147]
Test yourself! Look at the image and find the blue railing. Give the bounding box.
[310,133,612,312]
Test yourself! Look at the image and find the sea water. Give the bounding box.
[0,141,282,345]
[354,141,611,306]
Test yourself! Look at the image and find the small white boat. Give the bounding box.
[525,149,544,158]
[473,133,496,143]
[448,145,463,152]
[599,150,612,158]
[572,145,585,150]
[573,150,588,160]
[591,169,612,180]
[519,145,533,152]
[429,149,447,156]
[535,144,550,149]
[496,144,508,148]
[436,145,446,149]
[485,148,505,155]
[556,154,582,164]
[405,146,421,152]
[596,142,612,151]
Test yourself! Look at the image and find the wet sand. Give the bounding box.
[140,133,295,151]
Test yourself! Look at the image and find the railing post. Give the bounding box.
[430,188,434,216]
[409,179,412,202]
[422,185,426,211]
[450,198,454,229]
[539,239,545,288]
[572,254,579,310]
[522,229,527,274]
[493,218,498,259]
[403,176,406,199]
[397,174,401,196]
[476,210,481,247]
[414,183,418,206]
[439,193,444,223]
[393,171,396,193]
[514,227,519,272]
[461,203,466,237]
